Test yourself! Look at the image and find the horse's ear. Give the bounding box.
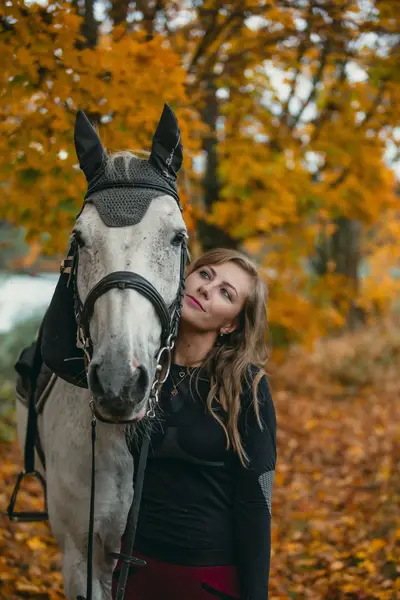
[74,110,106,183]
[149,104,183,180]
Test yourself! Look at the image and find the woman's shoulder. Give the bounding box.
[238,364,276,441]
[241,364,271,398]
[239,364,273,417]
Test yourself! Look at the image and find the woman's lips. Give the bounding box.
[186,294,204,311]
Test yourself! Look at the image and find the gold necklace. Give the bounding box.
[169,367,196,397]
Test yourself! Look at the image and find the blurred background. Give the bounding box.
[0,1,399,598]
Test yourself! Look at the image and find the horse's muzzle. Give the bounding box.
[88,359,149,419]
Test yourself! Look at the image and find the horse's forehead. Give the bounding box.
[142,195,182,224]
[78,196,183,242]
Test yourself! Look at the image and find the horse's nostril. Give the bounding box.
[135,365,149,393]
[88,362,103,395]
[89,359,148,401]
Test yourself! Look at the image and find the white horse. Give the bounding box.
[15,105,187,600]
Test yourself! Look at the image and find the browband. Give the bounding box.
[85,180,180,204]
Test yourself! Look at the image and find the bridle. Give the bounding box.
[60,183,188,600]
[61,231,187,423]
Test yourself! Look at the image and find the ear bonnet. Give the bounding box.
[75,104,183,226]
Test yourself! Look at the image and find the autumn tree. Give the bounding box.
[0,0,199,255]
[170,0,400,333]
[95,1,400,335]
[1,0,399,343]
[186,0,400,331]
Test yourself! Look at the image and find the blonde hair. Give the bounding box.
[187,248,270,466]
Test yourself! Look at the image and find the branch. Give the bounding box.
[220,30,297,68]
[193,10,248,83]
[327,81,388,190]
[109,0,130,26]
[280,39,308,127]
[135,0,163,40]
[310,57,348,143]
[187,0,279,75]
[288,39,331,130]
[329,166,351,190]
[357,79,387,130]
[187,11,221,74]
[280,0,314,126]
[188,6,242,74]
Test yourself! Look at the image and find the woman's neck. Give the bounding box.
[173,325,217,367]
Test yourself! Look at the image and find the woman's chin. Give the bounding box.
[181,306,205,327]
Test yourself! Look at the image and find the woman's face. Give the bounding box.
[181,261,253,334]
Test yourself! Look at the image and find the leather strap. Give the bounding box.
[76,417,97,600]
[112,425,151,599]
[85,179,180,204]
[79,271,171,344]
[7,324,48,522]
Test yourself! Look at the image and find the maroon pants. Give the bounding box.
[112,551,240,600]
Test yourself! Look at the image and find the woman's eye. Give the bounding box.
[199,269,210,279]
[222,288,231,300]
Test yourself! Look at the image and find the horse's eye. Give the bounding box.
[72,230,86,248]
[171,232,186,246]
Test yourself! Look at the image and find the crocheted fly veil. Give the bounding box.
[41,105,183,387]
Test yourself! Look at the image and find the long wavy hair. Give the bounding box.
[186,248,270,466]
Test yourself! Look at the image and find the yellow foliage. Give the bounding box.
[1,0,400,347]
[0,2,201,254]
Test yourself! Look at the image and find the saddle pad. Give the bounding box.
[15,342,58,415]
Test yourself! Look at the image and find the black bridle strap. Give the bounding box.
[7,322,48,522]
[80,272,171,343]
[76,417,97,600]
[110,425,151,599]
[85,180,180,204]
[77,420,151,600]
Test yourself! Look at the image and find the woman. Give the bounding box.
[113,248,277,600]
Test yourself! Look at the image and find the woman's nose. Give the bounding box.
[198,283,210,299]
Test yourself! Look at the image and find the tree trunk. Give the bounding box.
[312,216,365,330]
[74,0,98,48]
[197,80,238,252]
[110,0,130,26]
[333,217,365,329]
[83,0,97,47]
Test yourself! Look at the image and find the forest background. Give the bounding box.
[0,1,400,598]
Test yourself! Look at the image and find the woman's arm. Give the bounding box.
[233,374,277,600]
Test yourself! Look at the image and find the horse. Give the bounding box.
[14,104,188,600]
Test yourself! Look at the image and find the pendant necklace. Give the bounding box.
[170,367,196,398]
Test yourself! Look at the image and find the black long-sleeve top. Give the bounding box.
[132,363,277,599]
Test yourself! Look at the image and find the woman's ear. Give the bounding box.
[219,320,238,336]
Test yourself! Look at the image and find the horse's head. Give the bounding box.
[72,106,187,422]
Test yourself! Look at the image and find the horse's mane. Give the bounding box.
[105,150,151,179]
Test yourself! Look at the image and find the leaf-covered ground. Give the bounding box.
[0,440,63,599]
[269,344,400,599]
[1,327,400,599]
